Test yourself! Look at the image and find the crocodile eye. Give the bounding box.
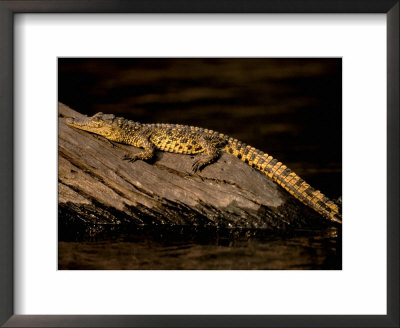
[103,114,114,120]
[92,112,103,120]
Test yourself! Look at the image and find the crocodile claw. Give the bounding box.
[192,161,204,173]
[123,155,138,163]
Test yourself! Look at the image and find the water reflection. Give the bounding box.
[58,226,341,270]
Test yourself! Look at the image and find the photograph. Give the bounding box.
[1,0,396,325]
[58,58,342,270]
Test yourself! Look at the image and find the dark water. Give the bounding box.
[58,58,342,270]
[58,226,341,270]
[58,58,342,196]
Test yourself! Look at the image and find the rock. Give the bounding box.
[58,102,324,231]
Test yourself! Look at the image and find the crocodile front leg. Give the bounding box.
[123,135,155,163]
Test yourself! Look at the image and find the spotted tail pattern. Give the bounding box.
[222,138,342,224]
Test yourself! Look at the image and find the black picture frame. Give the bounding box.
[0,1,398,327]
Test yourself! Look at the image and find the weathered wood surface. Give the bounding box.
[58,103,322,230]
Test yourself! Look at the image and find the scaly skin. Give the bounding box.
[66,112,342,224]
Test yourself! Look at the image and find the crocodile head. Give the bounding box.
[66,112,140,139]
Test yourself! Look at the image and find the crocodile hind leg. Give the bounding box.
[192,136,221,172]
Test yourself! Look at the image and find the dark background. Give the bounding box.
[58,58,342,270]
[58,58,342,198]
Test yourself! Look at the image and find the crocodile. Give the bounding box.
[66,112,342,224]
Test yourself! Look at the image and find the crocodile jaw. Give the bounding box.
[66,116,89,127]
[66,116,98,130]
[65,115,115,137]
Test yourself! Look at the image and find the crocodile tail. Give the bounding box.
[222,139,342,224]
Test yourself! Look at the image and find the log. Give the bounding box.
[58,102,325,231]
